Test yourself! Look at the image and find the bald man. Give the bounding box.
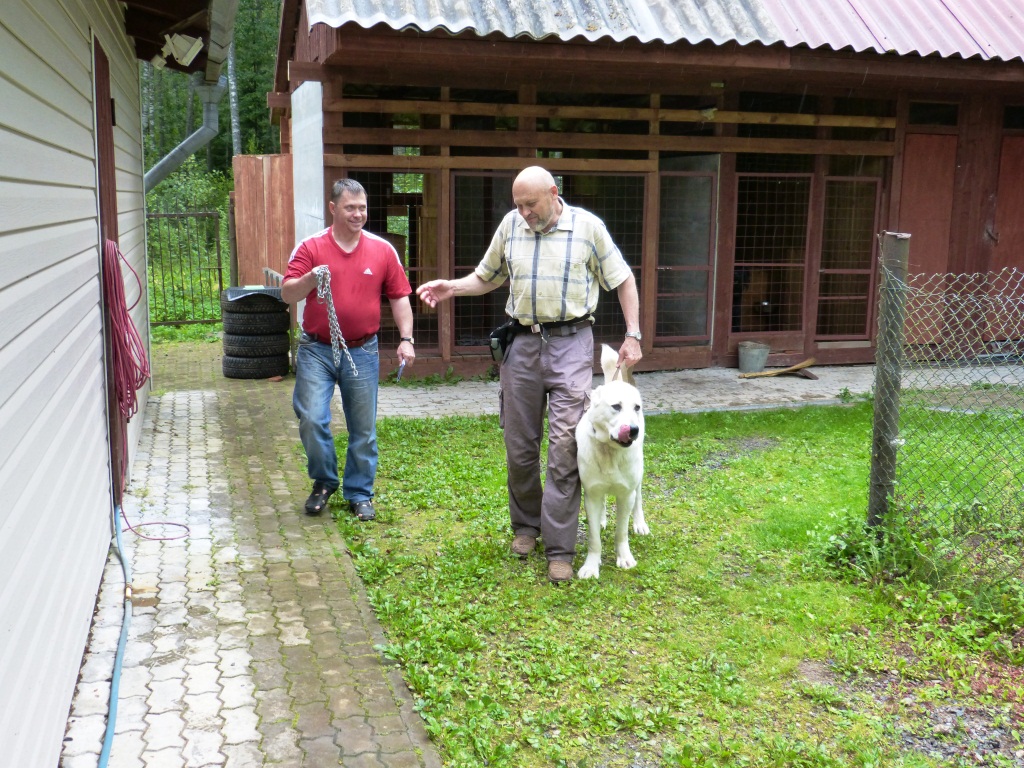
[417,166,641,582]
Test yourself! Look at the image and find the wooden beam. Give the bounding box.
[326,127,895,156]
[267,91,291,109]
[324,154,658,172]
[288,60,328,83]
[326,30,791,72]
[324,98,896,129]
[790,50,1024,86]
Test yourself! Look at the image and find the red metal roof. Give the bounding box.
[773,0,1024,61]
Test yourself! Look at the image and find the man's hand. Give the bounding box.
[415,279,454,308]
[398,339,415,366]
[618,336,642,369]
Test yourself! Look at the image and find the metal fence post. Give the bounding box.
[868,232,911,527]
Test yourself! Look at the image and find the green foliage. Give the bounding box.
[151,323,222,344]
[142,0,281,176]
[325,403,1023,767]
[146,156,232,213]
[145,159,232,323]
[229,0,283,158]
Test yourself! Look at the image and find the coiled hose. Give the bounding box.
[98,240,150,766]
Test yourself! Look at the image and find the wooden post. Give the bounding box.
[868,231,911,527]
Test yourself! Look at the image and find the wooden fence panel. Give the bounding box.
[232,154,294,286]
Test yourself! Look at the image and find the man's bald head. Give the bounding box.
[514,166,557,195]
[513,166,562,233]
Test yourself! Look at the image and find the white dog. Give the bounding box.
[575,344,648,579]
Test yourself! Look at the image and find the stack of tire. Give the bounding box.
[220,288,291,379]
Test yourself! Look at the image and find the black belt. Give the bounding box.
[522,317,592,337]
[304,332,374,348]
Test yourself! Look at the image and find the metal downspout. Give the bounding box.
[144,77,228,192]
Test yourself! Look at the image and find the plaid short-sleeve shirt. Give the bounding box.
[474,200,633,325]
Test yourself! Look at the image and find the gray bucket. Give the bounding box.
[737,341,770,373]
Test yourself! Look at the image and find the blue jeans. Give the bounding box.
[293,335,380,503]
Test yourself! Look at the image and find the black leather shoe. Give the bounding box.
[350,500,376,521]
[304,482,336,515]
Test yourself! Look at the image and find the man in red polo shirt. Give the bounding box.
[282,178,415,520]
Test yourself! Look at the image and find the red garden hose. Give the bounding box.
[102,239,188,541]
[102,239,150,496]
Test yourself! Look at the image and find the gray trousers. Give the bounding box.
[499,326,593,562]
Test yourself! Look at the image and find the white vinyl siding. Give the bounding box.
[0,0,149,764]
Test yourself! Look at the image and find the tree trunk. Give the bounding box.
[228,41,242,156]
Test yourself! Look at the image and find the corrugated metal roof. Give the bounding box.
[305,0,1024,62]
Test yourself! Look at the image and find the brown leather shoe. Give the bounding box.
[511,534,536,557]
[547,561,574,583]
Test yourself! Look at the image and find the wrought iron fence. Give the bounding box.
[871,232,1024,586]
[147,210,223,325]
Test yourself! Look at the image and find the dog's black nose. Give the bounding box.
[629,425,639,440]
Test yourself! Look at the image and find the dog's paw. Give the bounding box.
[577,557,601,579]
[633,519,650,536]
[616,549,637,570]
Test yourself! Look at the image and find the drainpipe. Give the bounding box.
[144,76,228,192]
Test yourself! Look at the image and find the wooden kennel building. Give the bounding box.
[252,0,1024,376]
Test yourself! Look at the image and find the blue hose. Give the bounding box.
[98,507,132,767]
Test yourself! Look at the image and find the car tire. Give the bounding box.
[222,311,290,335]
[222,333,291,358]
[222,353,290,379]
[220,291,287,315]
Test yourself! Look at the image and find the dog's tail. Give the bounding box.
[600,344,635,386]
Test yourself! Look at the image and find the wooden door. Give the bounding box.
[897,134,958,275]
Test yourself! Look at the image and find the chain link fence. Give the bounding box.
[871,233,1024,586]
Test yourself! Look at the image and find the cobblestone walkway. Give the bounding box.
[61,346,439,767]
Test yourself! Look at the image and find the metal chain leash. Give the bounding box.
[313,266,358,376]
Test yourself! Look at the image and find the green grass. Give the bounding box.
[151,322,222,344]
[330,404,1024,767]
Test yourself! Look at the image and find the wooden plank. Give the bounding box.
[267,91,291,109]
[326,127,895,156]
[641,170,658,348]
[712,94,739,364]
[324,97,896,129]
[269,154,295,275]
[439,169,452,361]
[288,60,327,83]
[897,134,957,276]
[324,154,657,172]
[232,155,296,286]
[948,95,1001,275]
[791,49,1024,86]
[324,28,791,73]
[992,136,1024,274]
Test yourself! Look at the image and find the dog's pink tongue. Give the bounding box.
[618,424,632,443]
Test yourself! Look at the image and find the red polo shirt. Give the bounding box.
[285,228,412,341]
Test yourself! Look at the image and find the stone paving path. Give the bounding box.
[61,346,439,767]
[61,342,876,767]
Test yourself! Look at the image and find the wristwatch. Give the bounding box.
[400,337,415,345]
[624,331,642,341]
